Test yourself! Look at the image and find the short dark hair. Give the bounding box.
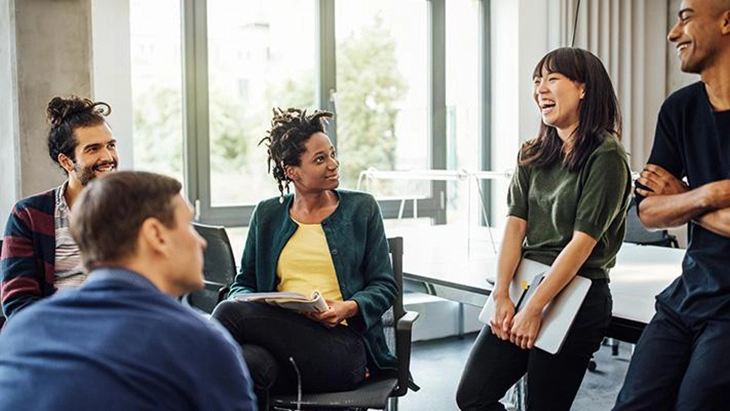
[521,47,622,171]
[258,107,333,197]
[70,171,182,271]
[46,96,111,171]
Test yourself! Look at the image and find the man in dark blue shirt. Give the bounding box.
[0,171,256,410]
[614,1,730,410]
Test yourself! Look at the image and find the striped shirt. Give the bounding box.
[54,183,86,288]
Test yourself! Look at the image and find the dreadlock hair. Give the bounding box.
[259,107,334,201]
[520,47,621,171]
[47,96,111,173]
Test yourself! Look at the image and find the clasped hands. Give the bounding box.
[490,295,542,350]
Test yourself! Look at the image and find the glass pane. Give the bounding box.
[446,0,482,226]
[207,0,317,206]
[335,0,429,197]
[130,0,184,183]
[225,226,249,264]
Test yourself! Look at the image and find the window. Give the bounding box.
[335,0,429,197]
[131,0,491,227]
[206,0,317,207]
[130,0,184,183]
[445,0,482,225]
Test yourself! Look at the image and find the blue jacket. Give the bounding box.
[229,189,398,371]
[0,268,256,410]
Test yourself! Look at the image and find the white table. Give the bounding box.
[389,225,685,343]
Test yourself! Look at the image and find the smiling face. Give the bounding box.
[533,68,585,141]
[668,0,729,74]
[285,132,340,193]
[59,123,119,186]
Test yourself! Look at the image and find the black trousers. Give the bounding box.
[613,301,730,411]
[212,301,367,411]
[456,279,612,411]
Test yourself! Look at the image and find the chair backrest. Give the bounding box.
[186,223,237,313]
[388,236,405,323]
[386,236,415,397]
[194,223,237,285]
[624,198,679,248]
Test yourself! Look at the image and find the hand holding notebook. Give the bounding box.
[478,258,591,354]
[233,291,329,313]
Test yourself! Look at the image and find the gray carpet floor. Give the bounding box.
[399,333,632,411]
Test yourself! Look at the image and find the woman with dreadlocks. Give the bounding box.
[212,108,397,410]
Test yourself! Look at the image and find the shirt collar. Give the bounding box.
[85,267,161,293]
[55,181,71,212]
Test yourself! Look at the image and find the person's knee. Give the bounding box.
[455,378,489,411]
[242,344,279,391]
[455,383,471,410]
[211,299,239,323]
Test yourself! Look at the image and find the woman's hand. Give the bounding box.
[305,299,358,328]
[490,294,515,341]
[509,305,542,350]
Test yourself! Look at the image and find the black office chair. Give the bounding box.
[624,197,680,248]
[270,236,420,411]
[182,223,237,314]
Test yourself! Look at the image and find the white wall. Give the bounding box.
[490,0,557,219]
[0,1,20,220]
[91,0,134,170]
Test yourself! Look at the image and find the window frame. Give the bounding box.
[179,0,491,227]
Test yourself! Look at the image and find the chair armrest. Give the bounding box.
[394,310,420,396]
[217,285,230,304]
[203,279,225,288]
[200,280,230,305]
[397,311,419,331]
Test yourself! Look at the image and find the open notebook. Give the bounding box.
[478,258,591,355]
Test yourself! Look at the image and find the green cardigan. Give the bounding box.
[228,189,399,371]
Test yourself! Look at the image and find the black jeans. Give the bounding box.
[613,301,730,411]
[212,301,367,411]
[456,279,612,411]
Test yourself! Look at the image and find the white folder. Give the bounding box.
[478,258,592,355]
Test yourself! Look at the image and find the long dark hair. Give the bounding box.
[521,47,621,171]
[258,107,333,197]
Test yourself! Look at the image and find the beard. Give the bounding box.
[74,161,116,186]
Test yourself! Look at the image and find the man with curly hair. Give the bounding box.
[1,96,119,321]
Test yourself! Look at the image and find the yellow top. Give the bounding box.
[277,219,344,305]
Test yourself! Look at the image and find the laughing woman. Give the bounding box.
[212,108,397,411]
[456,48,632,411]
